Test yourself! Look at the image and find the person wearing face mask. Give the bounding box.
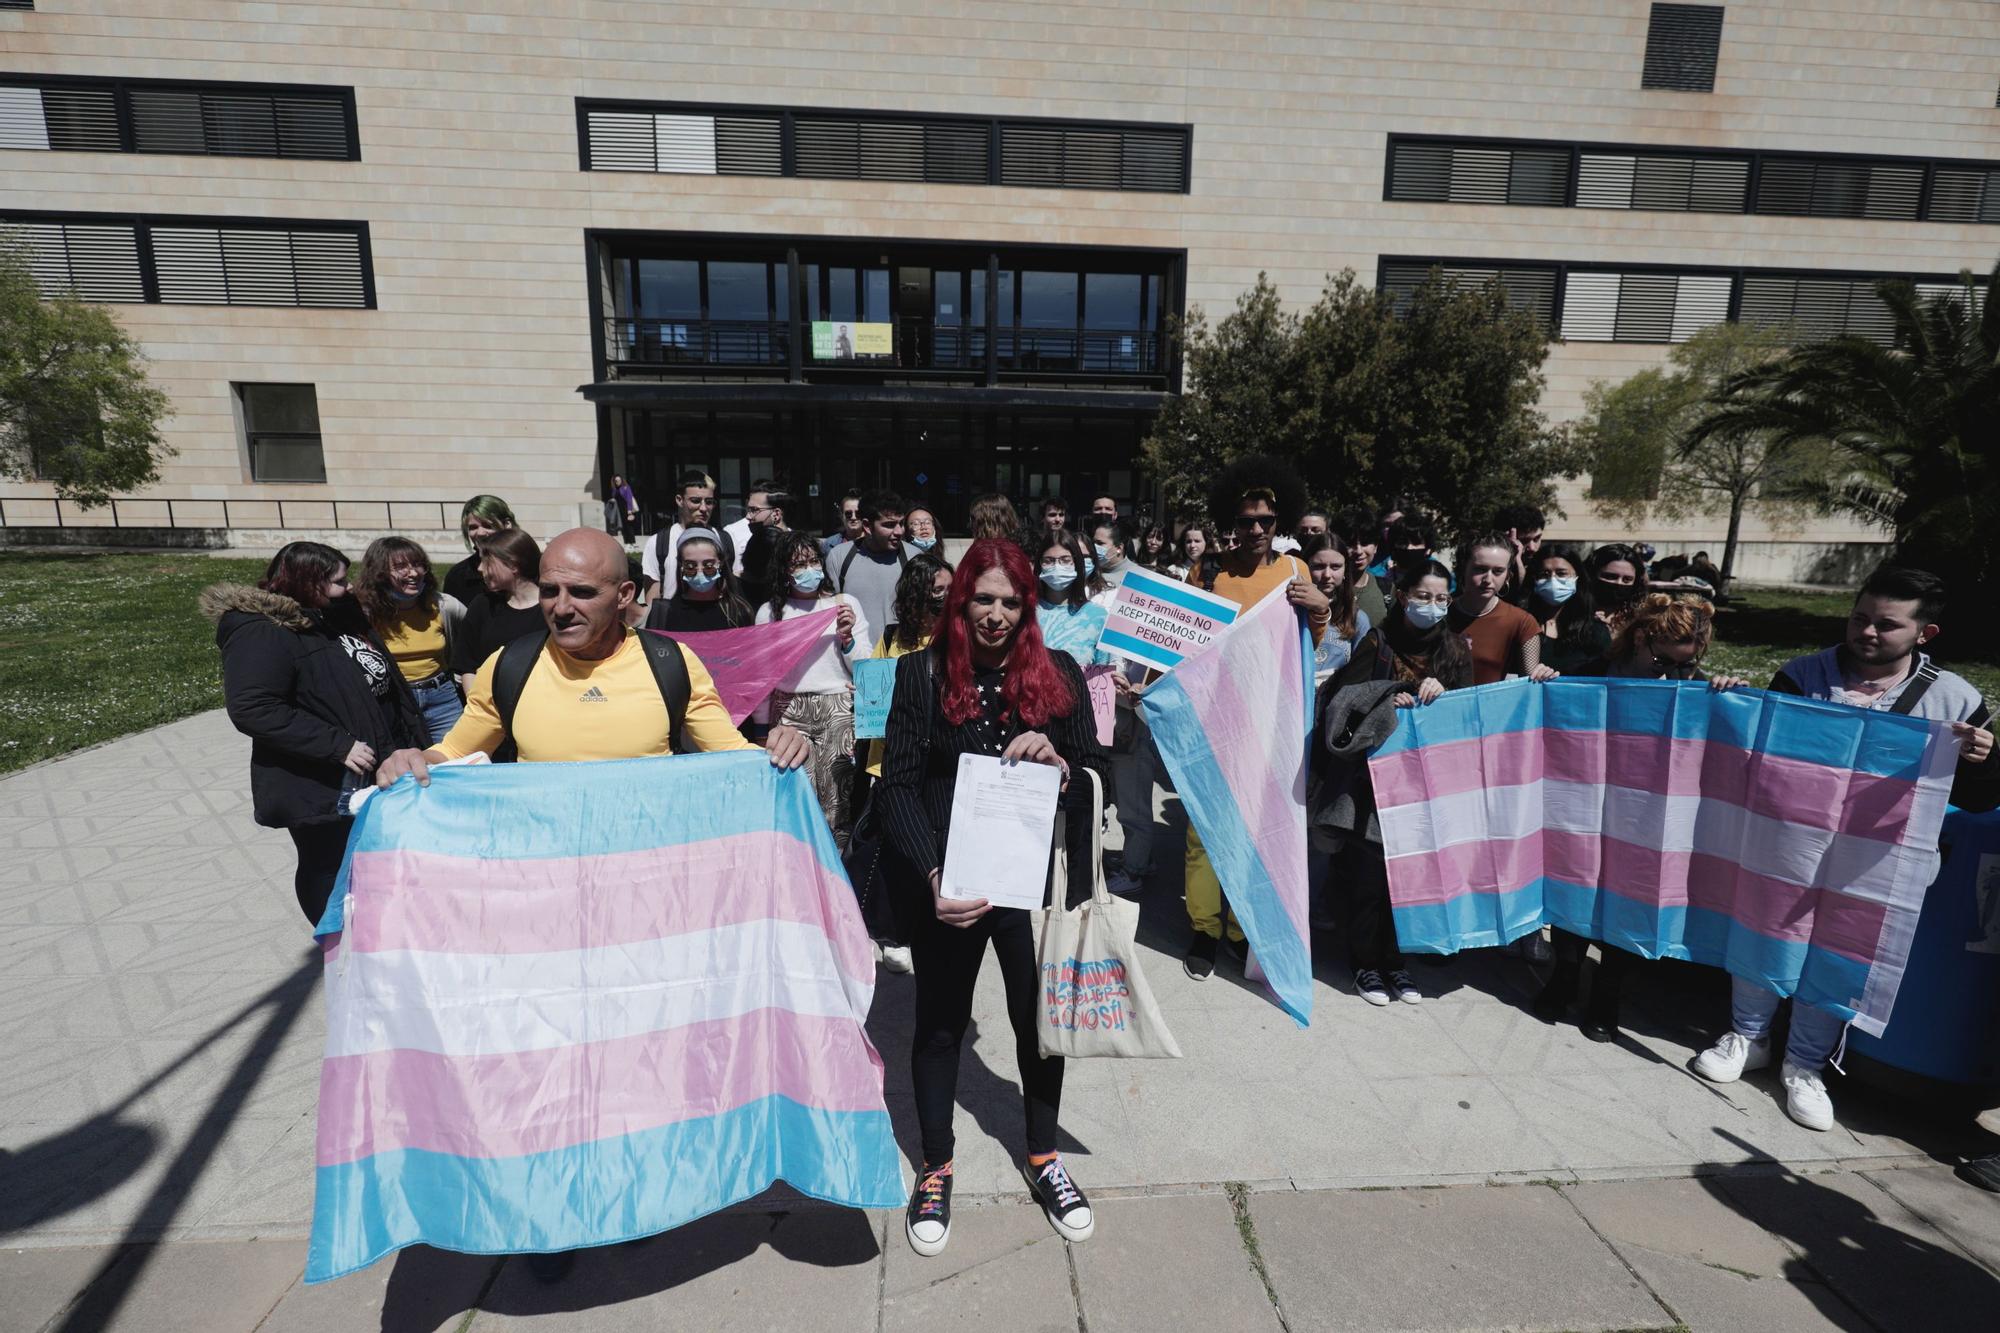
[1035,530,1113,667]
[877,539,1111,1258]
[1087,518,1133,601]
[1448,533,1545,686]
[905,506,943,557]
[756,529,870,850]
[737,482,791,608]
[203,542,424,923]
[643,529,754,632]
[1532,594,1748,1041]
[1586,543,1648,632]
[356,536,467,745]
[1526,542,1607,674]
[1314,558,1473,1006]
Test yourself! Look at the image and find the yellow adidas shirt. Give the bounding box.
[435,630,751,762]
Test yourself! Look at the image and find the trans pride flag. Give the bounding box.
[1143,584,1316,1025]
[305,752,904,1283]
[1371,679,1959,1035]
[647,605,839,724]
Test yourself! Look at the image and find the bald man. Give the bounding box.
[376,527,808,784]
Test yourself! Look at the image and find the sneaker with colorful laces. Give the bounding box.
[1026,1155,1094,1242]
[905,1161,954,1256]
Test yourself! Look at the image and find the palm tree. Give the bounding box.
[1684,259,1999,609]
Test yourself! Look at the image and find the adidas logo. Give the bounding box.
[578,686,609,703]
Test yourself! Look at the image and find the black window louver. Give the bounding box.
[1642,4,1725,92]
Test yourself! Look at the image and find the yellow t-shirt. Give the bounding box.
[1191,553,1323,644]
[377,601,447,681]
[864,631,931,778]
[435,629,753,762]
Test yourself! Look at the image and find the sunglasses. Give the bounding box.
[1234,514,1279,530]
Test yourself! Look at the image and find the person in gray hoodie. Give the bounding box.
[1693,565,1997,1135]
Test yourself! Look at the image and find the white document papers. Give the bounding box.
[940,754,1062,911]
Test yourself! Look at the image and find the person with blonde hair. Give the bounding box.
[967,492,1020,542]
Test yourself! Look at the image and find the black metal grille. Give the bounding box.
[0,76,356,158]
[580,99,1189,193]
[1642,3,1725,92]
[3,212,372,308]
[1377,260,1560,329]
[1387,140,1570,206]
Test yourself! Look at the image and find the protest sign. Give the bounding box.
[1095,566,1239,672]
[646,607,837,723]
[1083,664,1118,746]
[1371,678,1958,1036]
[307,753,902,1282]
[852,657,897,740]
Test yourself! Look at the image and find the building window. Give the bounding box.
[1385,134,2000,226]
[1377,260,1560,330]
[1559,270,1733,343]
[0,2,34,11]
[0,77,356,159]
[607,255,789,365]
[580,100,1191,194]
[2,212,373,308]
[1641,4,1724,93]
[238,384,326,483]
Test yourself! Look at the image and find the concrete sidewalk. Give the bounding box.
[4,710,1999,1331]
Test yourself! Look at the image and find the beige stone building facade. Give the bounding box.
[3,1,1997,577]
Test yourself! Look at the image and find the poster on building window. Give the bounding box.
[811,321,892,358]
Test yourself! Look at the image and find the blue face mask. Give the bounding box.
[1094,543,1111,562]
[1082,556,1096,576]
[388,585,420,605]
[1041,566,1077,593]
[791,568,825,595]
[683,571,719,594]
[910,536,938,552]
[1533,576,1578,605]
[1404,600,1449,629]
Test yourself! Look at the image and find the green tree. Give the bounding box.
[0,245,173,507]
[1577,321,1817,588]
[1145,269,1585,541]
[1686,260,2000,606]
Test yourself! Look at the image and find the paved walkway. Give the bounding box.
[4,710,1998,1331]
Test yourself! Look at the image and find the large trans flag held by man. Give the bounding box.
[305,752,904,1283]
[1142,584,1316,1025]
[1371,679,1958,1036]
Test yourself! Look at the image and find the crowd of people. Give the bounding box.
[204,461,2000,1264]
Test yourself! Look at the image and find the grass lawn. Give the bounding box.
[0,550,268,774]
[1,555,1996,777]
[1709,584,2000,704]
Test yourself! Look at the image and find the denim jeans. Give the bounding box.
[1730,975,1847,1071]
[411,675,464,747]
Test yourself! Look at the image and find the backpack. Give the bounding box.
[490,631,691,762]
[837,539,906,592]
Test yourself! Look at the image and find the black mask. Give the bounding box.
[1597,579,1638,603]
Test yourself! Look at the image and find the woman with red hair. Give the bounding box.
[878,538,1111,1259]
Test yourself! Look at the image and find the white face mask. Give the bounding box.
[1403,600,1448,629]
[1040,566,1077,593]
[791,568,825,595]
[1534,576,1578,605]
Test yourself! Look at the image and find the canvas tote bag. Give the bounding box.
[1031,768,1182,1059]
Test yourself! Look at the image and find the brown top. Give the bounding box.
[1448,600,1541,685]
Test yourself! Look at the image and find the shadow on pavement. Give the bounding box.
[13,948,321,1333]
[429,1204,879,1324]
[1698,1129,2000,1324]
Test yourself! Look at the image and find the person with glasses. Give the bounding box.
[757,530,869,851]
[723,477,782,577]
[1171,456,1330,979]
[643,528,755,632]
[1035,529,1113,667]
[641,471,736,602]
[737,481,791,608]
[906,505,942,555]
[821,489,866,559]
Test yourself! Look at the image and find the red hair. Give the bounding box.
[936,538,1075,729]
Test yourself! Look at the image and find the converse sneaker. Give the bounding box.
[1781,1061,1835,1132]
[1693,1031,1771,1084]
[1353,968,1392,1007]
[878,944,914,975]
[1026,1155,1094,1242]
[1184,932,1219,980]
[1388,969,1422,1005]
[1105,867,1146,897]
[905,1162,954,1256]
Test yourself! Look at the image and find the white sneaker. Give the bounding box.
[1353,968,1392,1007]
[1781,1060,1835,1131]
[1693,1031,1771,1084]
[1388,970,1422,1005]
[878,944,914,975]
[1105,868,1146,897]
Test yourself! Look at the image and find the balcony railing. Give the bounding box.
[605,316,1165,377]
[0,496,460,530]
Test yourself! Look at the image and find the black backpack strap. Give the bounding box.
[490,631,549,764]
[1889,660,1940,717]
[637,632,693,754]
[837,541,861,591]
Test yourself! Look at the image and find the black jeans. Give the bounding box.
[909,904,1063,1165]
[1338,840,1405,973]
[289,819,353,925]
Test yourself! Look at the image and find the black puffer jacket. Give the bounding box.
[201,584,423,829]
